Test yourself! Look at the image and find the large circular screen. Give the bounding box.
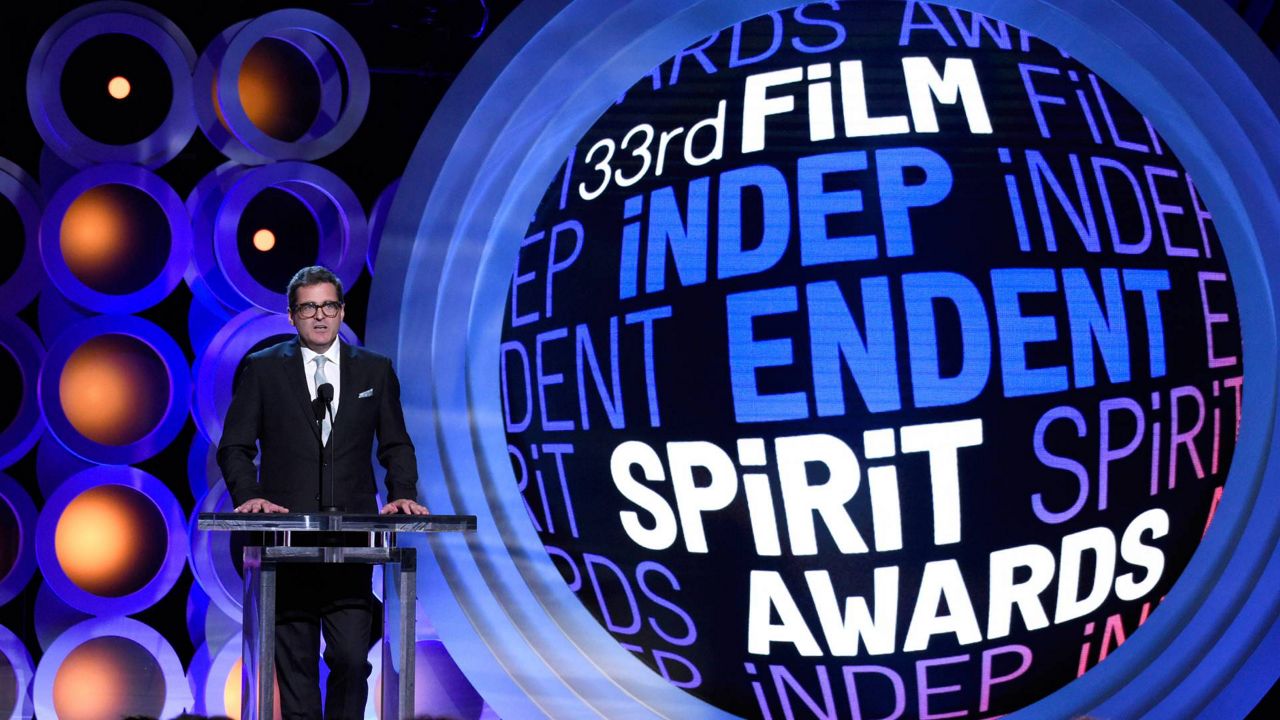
[499,2,1242,717]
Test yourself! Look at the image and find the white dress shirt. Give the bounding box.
[301,339,341,421]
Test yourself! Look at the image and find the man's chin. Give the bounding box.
[302,334,336,351]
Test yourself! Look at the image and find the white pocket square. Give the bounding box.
[357,388,374,398]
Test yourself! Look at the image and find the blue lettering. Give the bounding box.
[620,195,644,299]
[1063,267,1130,387]
[546,219,584,318]
[807,278,901,415]
[1028,149,1101,252]
[500,340,532,432]
[511,230,543,327]
[991,268,1068,397]
[535,327,574,431]
[729,13,783,68]
[902,272,991,407]
[899,0,956,47]
[727,286,809,422]
[718,164,791,279]
[625,305,673,427]
[576,318,625,430]
[798,150,875,265]
[1091,157,1152,255]
[793,2,846,54]
[1122,269,1169,378]
[646,179,710,292]
[876,147,952,257]
[1032,406,1089,524]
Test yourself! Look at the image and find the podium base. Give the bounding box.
[242,544,417,720]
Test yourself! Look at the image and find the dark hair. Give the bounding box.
[287,265,344,310]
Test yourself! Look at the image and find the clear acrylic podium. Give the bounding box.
[197,512,477,720]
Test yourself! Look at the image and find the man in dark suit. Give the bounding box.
[217,265,428,719]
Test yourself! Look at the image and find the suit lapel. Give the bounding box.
[282,339,322,443]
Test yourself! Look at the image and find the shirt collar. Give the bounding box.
[300,338,341,367]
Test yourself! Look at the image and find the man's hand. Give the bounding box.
[235,498,290,513]
[380,498,429,515]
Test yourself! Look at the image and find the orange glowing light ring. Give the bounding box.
[195,10,366,163]
[195,25,343,164]
[187,161,366,312]
[33,466,187,616]
[31,616,192,719]
[0,158,46,314]
[0,475,38,608]
[37,315,189,466]
[25,2,196,168]
[0,317,46,469]
[39,164,192,313]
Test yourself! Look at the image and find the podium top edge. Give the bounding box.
[196,512,477,532]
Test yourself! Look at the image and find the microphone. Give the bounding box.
[317,382,334,405]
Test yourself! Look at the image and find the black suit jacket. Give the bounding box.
[216,338,419,513]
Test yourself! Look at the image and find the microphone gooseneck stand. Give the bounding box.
[323,398,338,513]
[315,383,339,512]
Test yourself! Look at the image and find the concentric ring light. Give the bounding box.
[188,161,366,313]
[25,1,196,168]
[39,163,192,314]
[367,1,1280,718]
[39,314,189,465]
[195,9,369,164]
[32,617,193,720]
[34,466,188,616]
[34,430,92,501]
[194,634,247,718]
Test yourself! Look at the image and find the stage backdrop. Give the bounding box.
[498,2,1239,717]
[370,0,1280,718]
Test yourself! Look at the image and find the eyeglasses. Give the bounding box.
[292,301,343,318]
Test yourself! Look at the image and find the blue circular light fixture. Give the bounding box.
[25,1,196,168]
[32,616,193,719]
[195,9,369,163]
[39,163,192,314]
[38,314,190,465]
[34,466,188,616]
